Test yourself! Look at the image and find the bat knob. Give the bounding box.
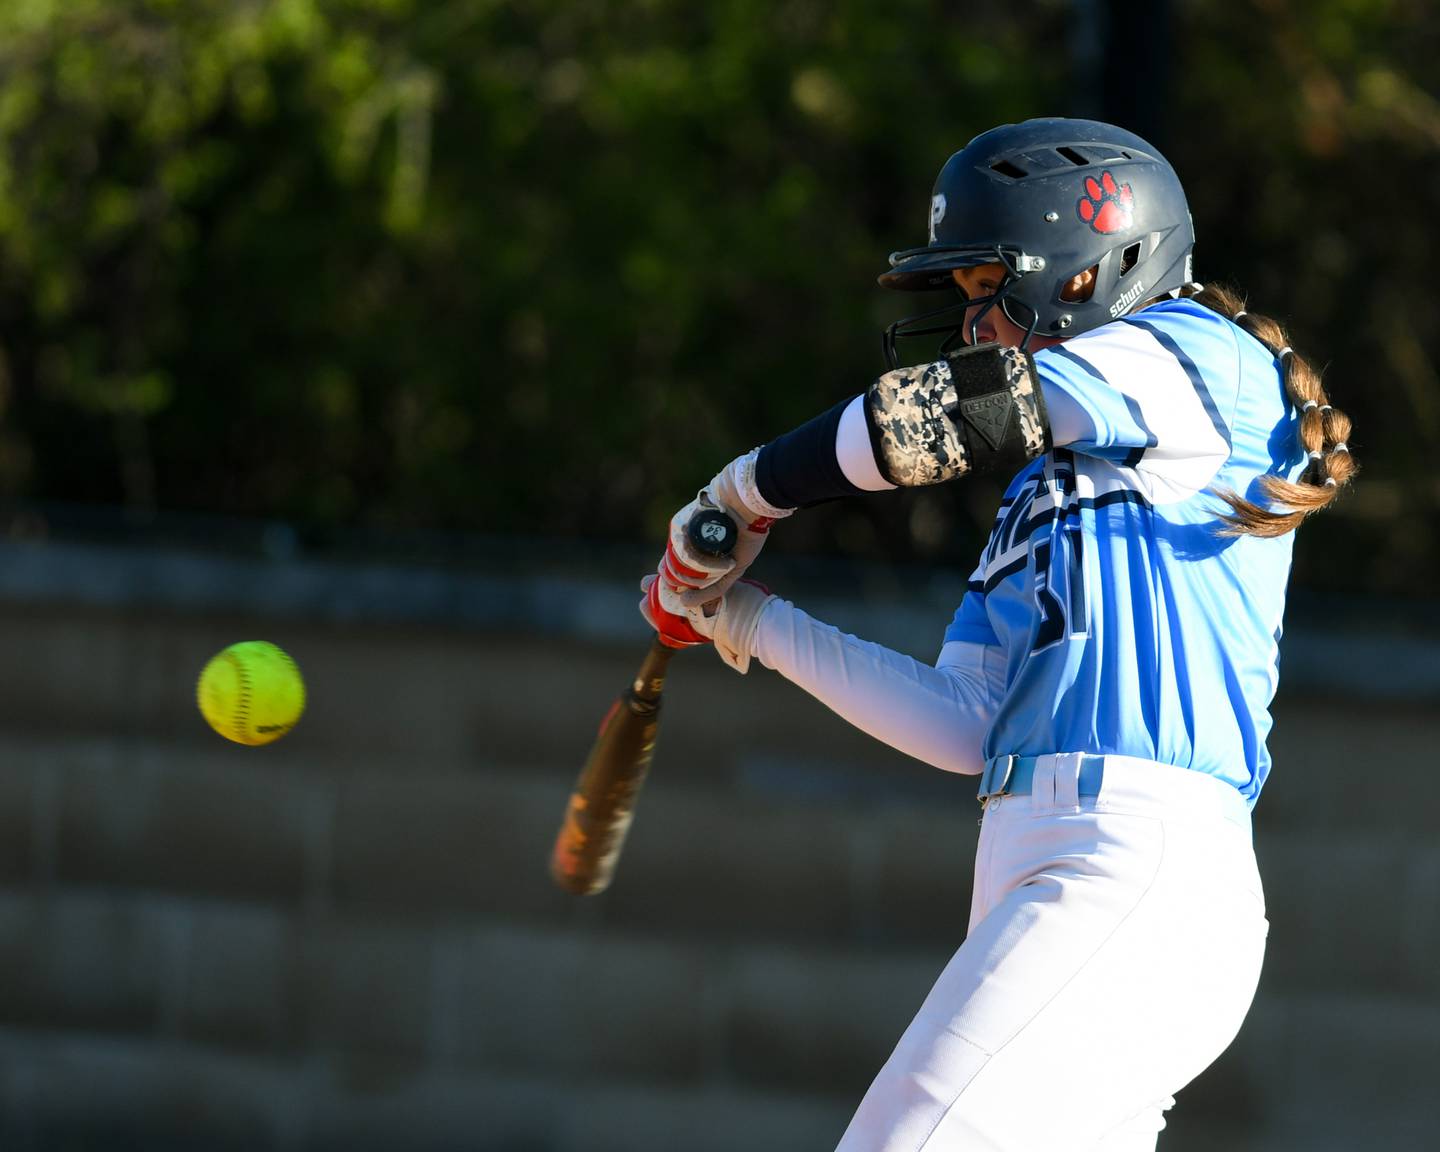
[686,508,739,558]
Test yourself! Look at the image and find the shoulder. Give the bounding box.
[1037,297,1251,389]
[1096,297,1240,359]
[1120,296,1242,350]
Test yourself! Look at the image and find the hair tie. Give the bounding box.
[1307,450,1323,461]
[1233,310,1248,321]
[1320,404,1333,414]
[1301,400,1318,413]
[1331,442,1349,453]
[1277,346,1294,360]
[1324,477,1338,487]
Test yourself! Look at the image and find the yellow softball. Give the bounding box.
[197,641,306,746]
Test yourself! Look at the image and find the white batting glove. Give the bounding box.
[639,574,775,674]
[658,449,793,609]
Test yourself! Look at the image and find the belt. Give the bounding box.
[977,753,1108,804]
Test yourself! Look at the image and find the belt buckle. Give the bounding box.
[979,754,1018,810]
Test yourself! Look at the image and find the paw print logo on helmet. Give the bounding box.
[1077,170,1134,234]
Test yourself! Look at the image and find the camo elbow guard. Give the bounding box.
[865,343,1051,487]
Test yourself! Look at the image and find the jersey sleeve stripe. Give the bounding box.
[1118,394,1157,467]
[1047,344,1109,387]
[1045,318,1232,501]
[1048,342,1157,466]
[1045,342,1175,468]
[1123,318,1233,449]
[982,554,1029,592]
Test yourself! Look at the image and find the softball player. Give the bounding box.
[641,118,1356,1151]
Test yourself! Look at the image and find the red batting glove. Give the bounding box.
[638,574,710,649]
[663,449,792,608]
[657,537,715,592]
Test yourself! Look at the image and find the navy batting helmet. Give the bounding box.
[879,118,1194,366]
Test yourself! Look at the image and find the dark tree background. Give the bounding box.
[0,0,1432,599]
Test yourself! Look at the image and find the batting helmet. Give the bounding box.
[879,118,1195,366]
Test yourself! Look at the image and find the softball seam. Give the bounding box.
[223,650,252,744]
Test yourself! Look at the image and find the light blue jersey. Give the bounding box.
[943,298,1307,806]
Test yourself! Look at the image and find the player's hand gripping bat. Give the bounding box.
[549,507,739,895]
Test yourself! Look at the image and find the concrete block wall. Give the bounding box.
[0,543,1435,1150]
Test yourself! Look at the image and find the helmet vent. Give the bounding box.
[1055,146,1090,166]
[990,159,1028,179]
[1120,241,1142,276]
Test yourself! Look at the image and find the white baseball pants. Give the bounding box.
[837,754,1268,1152]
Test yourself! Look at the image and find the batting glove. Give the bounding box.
[638,574,775,674]
[659,449,793,609]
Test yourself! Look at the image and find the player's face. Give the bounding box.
[951,266,1068,351]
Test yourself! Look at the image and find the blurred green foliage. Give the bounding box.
[0,0,1433,596]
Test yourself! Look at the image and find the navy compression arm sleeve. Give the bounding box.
[754,396,863,509]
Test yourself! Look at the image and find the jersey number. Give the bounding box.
[1032,525,1087,651]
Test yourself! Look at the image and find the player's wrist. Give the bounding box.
[640,574,774,675]
[711,448,794,528]
[662,450,789,608]
[711,579,775,675]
